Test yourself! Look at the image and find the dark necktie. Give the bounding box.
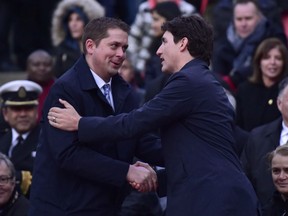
[11,135,24,158]
[102,84,112,106]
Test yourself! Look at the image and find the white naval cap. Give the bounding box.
[0,80,43,106]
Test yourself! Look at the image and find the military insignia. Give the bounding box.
[18,87,27,98]
[268,99,273,105]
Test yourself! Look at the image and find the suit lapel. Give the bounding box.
[111,75,131,113]
[73,56,133,159]
[11,126,40,164]
[265,117,282,149]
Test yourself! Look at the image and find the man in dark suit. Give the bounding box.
[29,17,163,216]
[48,15,260,215]
[241,77,288,215]
[0,80,42,196]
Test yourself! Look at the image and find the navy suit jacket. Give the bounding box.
[29,55,163,216]
[77,59,260,216]
[0,125,39,188]
[241,117,282,214]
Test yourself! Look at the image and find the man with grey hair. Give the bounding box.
[0,152,29,214]
[242,76,288,214]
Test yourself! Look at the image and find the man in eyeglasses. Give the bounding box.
[0,152,29,214]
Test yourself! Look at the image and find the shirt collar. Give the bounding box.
[90,69,112,89]
[11,128,29,143]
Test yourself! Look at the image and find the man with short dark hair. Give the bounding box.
[29,17,163,216]
[48,15,260,215]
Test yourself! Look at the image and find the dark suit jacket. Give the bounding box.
[0,191,30,216]
[0,125,39,177]
[29,55,163,216]
[241,117,282,214]
[77,59,260,216]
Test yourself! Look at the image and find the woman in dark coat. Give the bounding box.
[236,38,288,131]
[265,144,288,216]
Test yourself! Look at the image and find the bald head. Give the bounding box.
[26,50,54,84]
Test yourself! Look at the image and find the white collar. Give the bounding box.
[90,69,112,89]
[12,128,29,143]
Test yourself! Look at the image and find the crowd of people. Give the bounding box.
[1,0,288,215]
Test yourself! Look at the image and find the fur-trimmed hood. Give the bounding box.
[51,0,105,46]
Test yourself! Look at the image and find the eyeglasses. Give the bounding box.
[0,176,14,185]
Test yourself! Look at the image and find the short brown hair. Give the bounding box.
[82,17,130,54]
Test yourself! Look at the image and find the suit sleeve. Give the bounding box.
[78,73,194,143]
[135,133,165,167]
[44,82,129,187]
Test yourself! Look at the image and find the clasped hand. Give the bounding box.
[48,99,80,131]
[127,161,158,193]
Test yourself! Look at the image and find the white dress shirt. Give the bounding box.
[90,69,115,110]
[280,121,288,146]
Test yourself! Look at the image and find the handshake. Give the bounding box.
[127,161,158,193]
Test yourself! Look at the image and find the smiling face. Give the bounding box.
[3,106,38,134]
[0,161,15,207]
[87,28,128,82]
[233,2,261,39]
[271,154,288,197]
[261,47,284,84]
[156,31,180,73]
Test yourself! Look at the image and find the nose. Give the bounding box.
[270,57,276,64]
[156,45,162,57]
[18,108,29,116]
[279,171,288,179]
[116,48,125,58]
[38,63,46,71]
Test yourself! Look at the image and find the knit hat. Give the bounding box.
[151,1,181,21]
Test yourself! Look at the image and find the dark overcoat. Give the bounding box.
[29,55,163,216]
[78,59,260,216]
[242,117,282,213]
[0,125,40,185]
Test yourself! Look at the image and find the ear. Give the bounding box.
[179,37,189,52]
[277,97,282,113]
[2,107,8,122]
[85,39,96,55]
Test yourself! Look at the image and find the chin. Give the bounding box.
[108,69,119,76]
[161,66,168,73]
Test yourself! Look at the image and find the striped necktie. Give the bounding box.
[102,84,112,106]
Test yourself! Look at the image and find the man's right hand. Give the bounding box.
[48,99,81,131]
[126,162,157,193]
